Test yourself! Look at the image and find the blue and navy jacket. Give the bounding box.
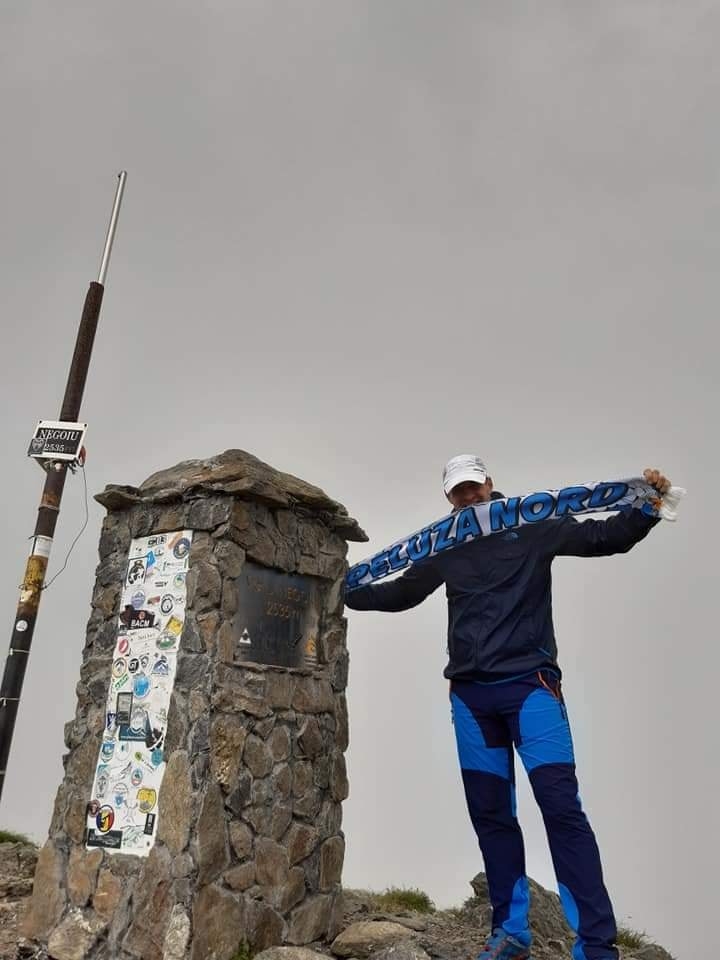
[344,499,660,682]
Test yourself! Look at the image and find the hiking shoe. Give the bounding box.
[477,927,531,960]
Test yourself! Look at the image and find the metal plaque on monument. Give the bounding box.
[233,561,320,669]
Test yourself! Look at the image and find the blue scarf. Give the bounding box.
[346,476,683,591]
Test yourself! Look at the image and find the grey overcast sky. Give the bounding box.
[1,4,718,957]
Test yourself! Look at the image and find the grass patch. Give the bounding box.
[615,925,652,950]
[346,886,435,914]
[0,829,35,845]
[376,887,435,914]
[230,942,253,960]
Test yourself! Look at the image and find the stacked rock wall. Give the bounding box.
[21,450,366,960]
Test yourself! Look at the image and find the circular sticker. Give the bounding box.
[150,747,163,767]
[173,573,186,589]
[131,591,146,610]
[156,635,176,651]
[152,655,170,676]
[112,658,126,678]
[113,783,129,808]
[133,673,151,699]
[117,637,130,656]
[128,658,140,675]
[173,537,190,560]
[15,620,28,633]
[137,787,157,813]
[96,805,115,833]
[160,594,174,615]
[140,653,150,671]
[100,741,115,762]
[131,767,143,787]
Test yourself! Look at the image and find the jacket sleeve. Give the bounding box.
[547,508,661,558]
[344,560,444,612]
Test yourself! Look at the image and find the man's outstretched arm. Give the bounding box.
[548,467,671,558]
[344,559,444,612]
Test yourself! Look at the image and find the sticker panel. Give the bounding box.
[86,529,192,856]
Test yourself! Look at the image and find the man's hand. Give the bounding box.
[643,467,671,495]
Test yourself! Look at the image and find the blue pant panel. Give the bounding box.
[451,672,619,960]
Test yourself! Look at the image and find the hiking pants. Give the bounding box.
[450,670,619,960]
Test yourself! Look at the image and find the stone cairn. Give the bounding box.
[20,449,367,960]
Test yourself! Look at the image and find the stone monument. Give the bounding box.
[21,449,366,960]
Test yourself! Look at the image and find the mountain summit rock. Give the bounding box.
[1,839,674,960]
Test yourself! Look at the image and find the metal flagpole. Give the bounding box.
[0,171,127,806]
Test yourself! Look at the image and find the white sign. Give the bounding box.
[27,420,87,462]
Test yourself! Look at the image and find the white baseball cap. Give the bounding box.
[442,454,488,495]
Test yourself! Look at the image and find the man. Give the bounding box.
[344,455,671,960]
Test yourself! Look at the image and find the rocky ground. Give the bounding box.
[314,881,676,960]
[0,843,38,960]
[1,841,674,960]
